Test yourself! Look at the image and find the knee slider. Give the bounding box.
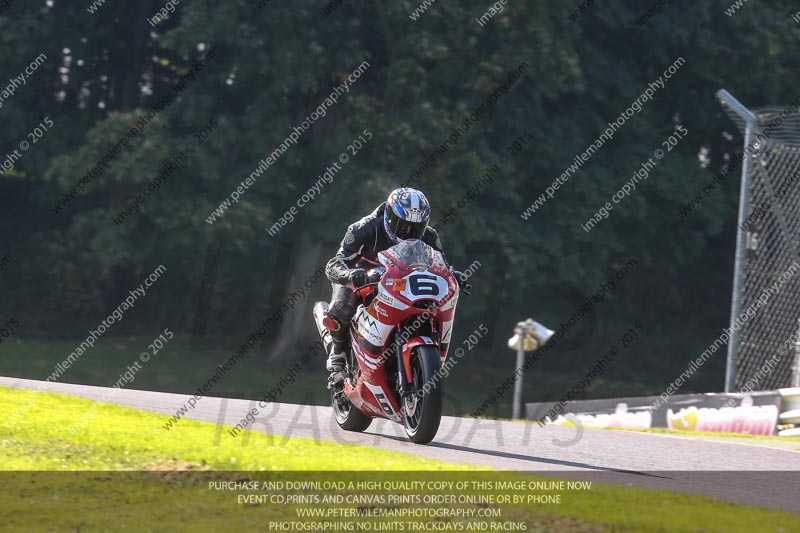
[327,300,355,323]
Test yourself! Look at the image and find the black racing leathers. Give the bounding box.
[324,203,444,345]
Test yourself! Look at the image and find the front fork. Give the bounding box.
[396,333,410,396]
[397,336,440,395]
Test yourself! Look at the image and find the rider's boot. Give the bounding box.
[326,339,347,372]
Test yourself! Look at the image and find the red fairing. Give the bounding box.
[343,241,459,422]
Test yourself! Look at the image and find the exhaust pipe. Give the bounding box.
[313,301,329,337]
[313,301,333,356]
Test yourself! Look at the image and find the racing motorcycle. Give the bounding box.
[313,239,466,444]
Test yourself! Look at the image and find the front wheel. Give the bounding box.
[331,383,372,432]
[402,345,443,444]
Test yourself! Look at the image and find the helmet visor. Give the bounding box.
[388,209,428,240]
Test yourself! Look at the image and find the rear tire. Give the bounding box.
[403,345,443,444]
[331,383,372,432]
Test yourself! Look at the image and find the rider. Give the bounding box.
[324,187,468,372]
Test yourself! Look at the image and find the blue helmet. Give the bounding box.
[383,188,431,243]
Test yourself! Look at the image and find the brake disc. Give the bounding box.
[403,394,418,417]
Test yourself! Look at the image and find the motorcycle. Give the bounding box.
[313,239,466,444]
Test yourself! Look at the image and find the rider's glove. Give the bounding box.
[349,268,368,288]
[452,270,472,295]
[366,268,384,284]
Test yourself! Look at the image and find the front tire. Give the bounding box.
[331,383,372,432]
[403,345,443,444]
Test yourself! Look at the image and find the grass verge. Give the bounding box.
[0,385,798,531]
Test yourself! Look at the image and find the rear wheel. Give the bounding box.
[402,345,443,444]
[331,380,372,432]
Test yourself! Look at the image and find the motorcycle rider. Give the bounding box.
[324,187,469,372]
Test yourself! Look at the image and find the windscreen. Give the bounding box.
[381,239,433,271]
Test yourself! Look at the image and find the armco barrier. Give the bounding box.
[778,387,800,436]
[527,391,784,436]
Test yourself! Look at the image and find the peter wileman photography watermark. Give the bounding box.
[0,52,46,109]
[521,57,686,220]
[472,259,639,417]
[47,265,167,382]
[416,324,489,399]
[162,265,327,430]
[581,126,688,232]
[205,61,370,224]
[404,62,528,189]
[2,265,167,430]
[111,118,221,225]
[1,117,54,176]
[652,261,799,409]
[267,129,372,237]
[228,339,326,437]
[475,0,509,27]
[69,329,174,433]
[535,322,643,425]
[52,50,216,214]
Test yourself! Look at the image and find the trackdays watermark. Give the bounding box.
[266,129,372,237]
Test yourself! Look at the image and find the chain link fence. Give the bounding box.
[717,89,800,391]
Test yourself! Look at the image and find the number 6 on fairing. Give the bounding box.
[409,273,439,296]
[401,273,448,301]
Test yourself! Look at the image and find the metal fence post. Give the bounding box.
[508,318,554,419]
[716,89,757,392]
[512,343,525,420]
[793,318,800,388]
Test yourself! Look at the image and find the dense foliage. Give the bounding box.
[1,0,798,400]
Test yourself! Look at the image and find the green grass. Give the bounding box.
[0,385,464,471]
[1,385,798,532]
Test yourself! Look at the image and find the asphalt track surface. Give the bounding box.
[3,376,799,513]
